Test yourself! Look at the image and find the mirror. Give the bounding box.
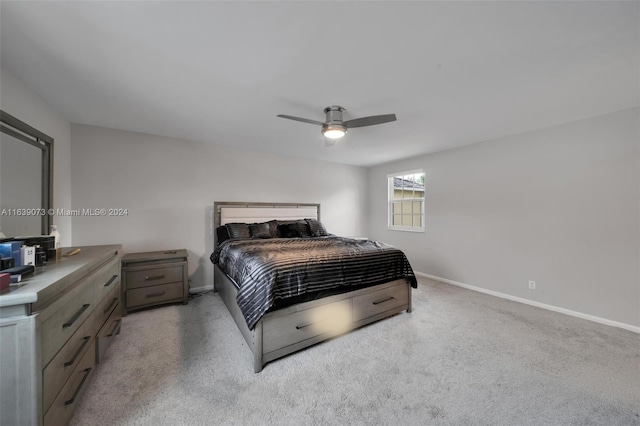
[0,110,53,237]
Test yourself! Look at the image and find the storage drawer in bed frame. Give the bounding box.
[214,265,412,372]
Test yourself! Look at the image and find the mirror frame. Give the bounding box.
[0,110,53,235]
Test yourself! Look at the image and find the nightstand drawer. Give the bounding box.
[125,266,183,289]
[126,282,184,309]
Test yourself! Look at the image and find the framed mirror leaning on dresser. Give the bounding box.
[0,110,53,237]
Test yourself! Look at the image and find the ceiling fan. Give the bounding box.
[277,105,397,146]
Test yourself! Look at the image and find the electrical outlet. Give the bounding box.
[528,280,536,290]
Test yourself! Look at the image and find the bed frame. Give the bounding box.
[213,201,413,373]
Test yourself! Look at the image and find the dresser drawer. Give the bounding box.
[94,282,121,333]
[126,281,184,309]
[96,301,122,363]
[41,280,95,366]
[125,266,183,289]
[43,342,95,426]
[42,317,95,413]
[263,299,351,354]
[352,281,409,323]
[94,258,120,302]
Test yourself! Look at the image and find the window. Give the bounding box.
[388,170,425,232]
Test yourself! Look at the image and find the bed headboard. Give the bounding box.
[213,201,320,230]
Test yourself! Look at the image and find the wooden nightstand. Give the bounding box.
[121,249,189,315]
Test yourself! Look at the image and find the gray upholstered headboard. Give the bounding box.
[213,201,320,244]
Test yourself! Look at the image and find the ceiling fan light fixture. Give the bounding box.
[322,124,347,139]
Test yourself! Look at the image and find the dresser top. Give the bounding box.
[0,245,122,309]
[121,249,187,265]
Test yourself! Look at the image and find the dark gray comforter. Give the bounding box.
[211,236,417,330]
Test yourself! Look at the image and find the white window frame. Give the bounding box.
[387,169,425,232]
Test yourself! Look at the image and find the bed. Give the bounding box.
[211,201,417,372]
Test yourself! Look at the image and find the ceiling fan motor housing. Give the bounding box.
[323,106,348,135]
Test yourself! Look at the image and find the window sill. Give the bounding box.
[387,227,425,233]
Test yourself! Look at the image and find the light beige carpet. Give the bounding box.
[70,277,640,425]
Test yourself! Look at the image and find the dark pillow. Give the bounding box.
[225,223,251,239]
[277,220,311,237]
[278,223,302,238]
[305,218,328,237]
[216,225,231,245]
[249,222,271,239]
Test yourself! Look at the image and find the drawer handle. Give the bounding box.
[295,321,317,330]
[372,296,394,305]
[64,367,92,406]
[64,336,91,367]
[63,304,91,328]
[107,319,122,337]
[103,297,118,314]
[164,251,177,254]
[103,274,118,287]
[145,275,165,281]
[145,291,166,298]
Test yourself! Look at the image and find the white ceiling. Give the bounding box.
[1,1,638,167]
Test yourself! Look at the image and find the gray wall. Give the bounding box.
[368,108,639,327]
[0,67,73,245]
[70,124,368,291]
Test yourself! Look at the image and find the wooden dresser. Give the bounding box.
[121,249,188,315]
[0,245,122,426]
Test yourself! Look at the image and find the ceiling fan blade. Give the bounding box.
[277,114,324,126]
[324,137,336,147]
[344,114,397,128]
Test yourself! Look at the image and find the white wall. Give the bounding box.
[368,108,640,328]
[0,67,73,245]
[70,124,368,291]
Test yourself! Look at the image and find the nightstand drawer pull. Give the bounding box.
[63,304,91,328]
[372,296,394,305]
[145,291,166,298]
[64,336,91,367]
[145,275,165,281]
[103,275,118,287]
[107,319,122,337]
[103,297,118,314]
[64,367,92,406]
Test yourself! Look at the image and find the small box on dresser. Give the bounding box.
[121,249,189,315]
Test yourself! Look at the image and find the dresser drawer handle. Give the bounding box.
[372,296,394,305]
[64,336,91,367]
[145,275,165,281]
[145,291,166,298]
[64,367,92,406]
[103,297,118,314]
[63,304,91,328]
[164,251,177,254]
[107,319,122,337]
[103,275,118,287]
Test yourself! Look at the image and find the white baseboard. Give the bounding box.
[415,271,640,334]
[189,284,214,294]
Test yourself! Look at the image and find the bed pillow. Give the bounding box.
[305,218,328,237]
[278,223,302,238]
[225,222,251,239]
[277,220,311,237]
[216,225,231,245]
[249,222,271,239]
[266,220,279,238]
